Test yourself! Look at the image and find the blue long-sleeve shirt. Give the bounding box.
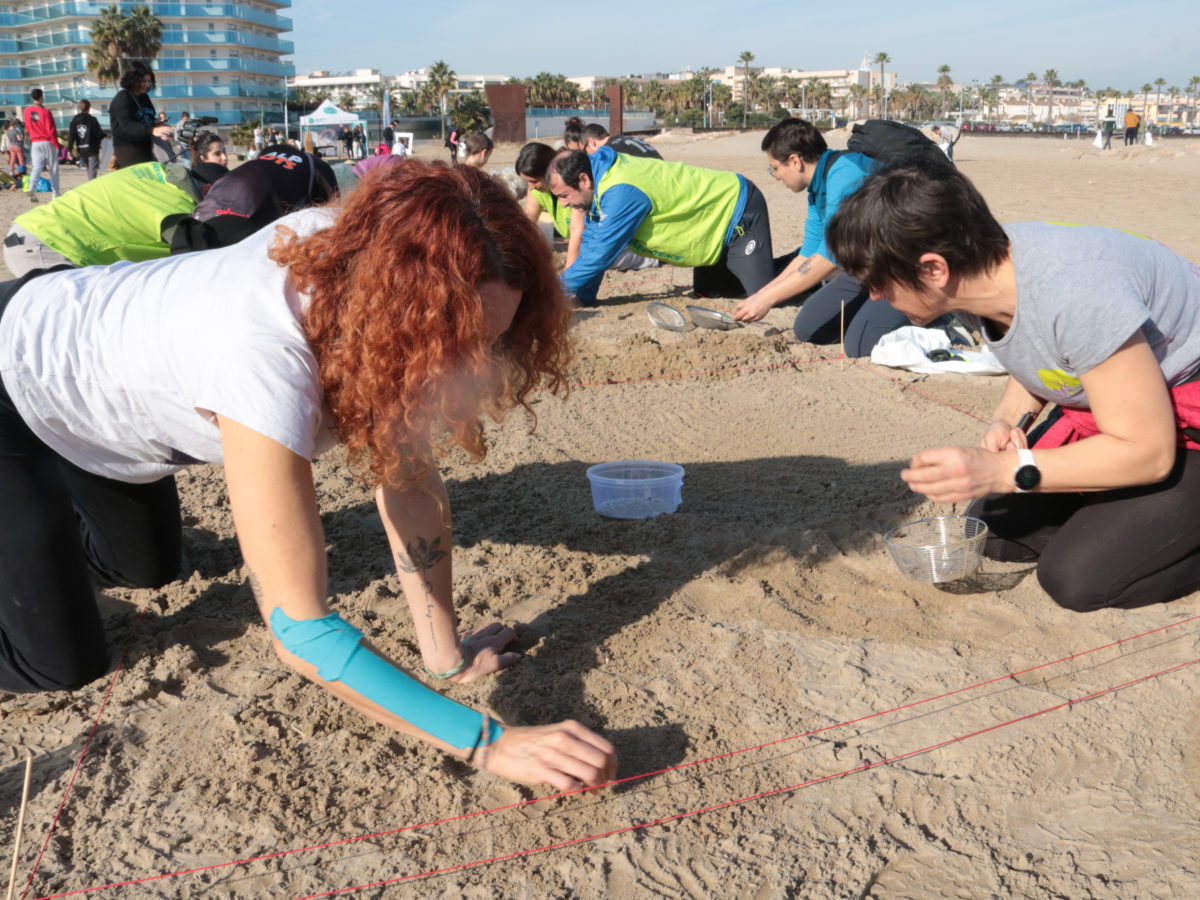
[562,147,746,304]
[800,149,877,264]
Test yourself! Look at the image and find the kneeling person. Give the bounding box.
[734,118,909,356]
[548,148,773,304]
[3,161,207,276]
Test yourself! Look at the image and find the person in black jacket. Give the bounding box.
[109,61,173,168]
[66,100,103,180]
[169,143,339,253]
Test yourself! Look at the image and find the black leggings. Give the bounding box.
[692,181,776,300]
[0,296,182,692]
[968,446,1200,612]
[792,273,911,357]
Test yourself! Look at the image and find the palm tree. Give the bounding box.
[1153,77,1165,131]
[758,74,780,114]
[779,76,800,109]
[936,64,953,118]
[738,50,754,127]
[87,5,126,85]
[873,52,891,118]
[86,3,163,85]
[848,83,868,119]
[425,59,457,140]
[989,75,1004,124]
[1024,71,1038,125]
[338,92,356,112]
[122,5,162,61]
[366,84,388,114]
[1189,75,1200,128]
[1043,69,1060,124]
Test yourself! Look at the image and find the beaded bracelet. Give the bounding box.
[466,712,492,769]
[423,639,473,680]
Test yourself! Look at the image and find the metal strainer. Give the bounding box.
[646,302,691,332]
[686,305,740,330]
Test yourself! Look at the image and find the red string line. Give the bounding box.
[19,606,150,900]
[21,351,1180,898]
[29,613,1200,899]
[280,653,1200,899]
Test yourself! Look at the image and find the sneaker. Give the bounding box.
[27,193,38,203]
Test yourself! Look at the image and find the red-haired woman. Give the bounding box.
[0,162,616,789]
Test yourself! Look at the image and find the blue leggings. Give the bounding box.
[792,274,910,357]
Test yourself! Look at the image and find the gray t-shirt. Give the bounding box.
[964,222,1200,409]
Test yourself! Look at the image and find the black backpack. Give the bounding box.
[845,119,952,168]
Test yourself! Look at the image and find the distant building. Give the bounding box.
[291,68,386,110]
[0,0,293,128]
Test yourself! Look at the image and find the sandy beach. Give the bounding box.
[3,131,1200,899]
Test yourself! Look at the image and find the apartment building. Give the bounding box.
[0,1,293,127]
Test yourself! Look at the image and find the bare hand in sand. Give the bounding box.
[902,446,1012,503]
[733,292,773,323]
[448,622,521,684]
[484,720,617,791]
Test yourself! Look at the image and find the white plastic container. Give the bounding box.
[586,461,684,519]
[883,516,988,583]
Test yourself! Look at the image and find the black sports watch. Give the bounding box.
[1013,448,1041,493]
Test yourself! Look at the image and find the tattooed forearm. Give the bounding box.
[395,536,449,650]
[796,258,813,276]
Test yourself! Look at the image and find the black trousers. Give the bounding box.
[968,446,1200,612]
[692,180,776,300]
[0,281,182,692]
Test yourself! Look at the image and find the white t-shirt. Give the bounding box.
[0,208,338,482]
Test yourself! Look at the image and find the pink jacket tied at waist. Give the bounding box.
[1035,378,1200,452]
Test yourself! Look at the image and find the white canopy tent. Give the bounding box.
[299,99,367,153]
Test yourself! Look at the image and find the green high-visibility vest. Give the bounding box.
[595,154,741,266]
[16,162,199,266]
[533,188,572,239]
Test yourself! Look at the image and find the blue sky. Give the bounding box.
[289,0,1199,91]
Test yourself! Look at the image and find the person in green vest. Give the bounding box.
[516,141,658,275]
[547,147,774,304]
[2,161,213,276]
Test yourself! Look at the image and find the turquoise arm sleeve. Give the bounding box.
[269,608,504,751]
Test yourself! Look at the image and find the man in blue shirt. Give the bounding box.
[547,146,775,305]
[733,118,908,356]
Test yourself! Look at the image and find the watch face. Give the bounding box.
[1015,464,1041,491]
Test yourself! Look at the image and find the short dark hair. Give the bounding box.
[826,159,1010,293]
[30,88,43,102]
[548,149,592,189]
[582,123,609,142]
[562,116,585,149]
[179,110,190,118]
[761,117,827,163]
[120,60,156,93]
[464,132,493,155]
[515,141,554,178]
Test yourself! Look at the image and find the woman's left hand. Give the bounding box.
[901,445,1010,503]
[449,622,521,684]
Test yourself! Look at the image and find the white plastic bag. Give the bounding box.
[1092,131,1104,149]
[1145,130,1154,146]
[870,326,1006,375]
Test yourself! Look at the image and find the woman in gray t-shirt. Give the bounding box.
[828,160,1200,613]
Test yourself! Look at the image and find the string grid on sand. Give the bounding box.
[11,357,1197,898]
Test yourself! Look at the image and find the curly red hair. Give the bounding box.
[269,160,572,487]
